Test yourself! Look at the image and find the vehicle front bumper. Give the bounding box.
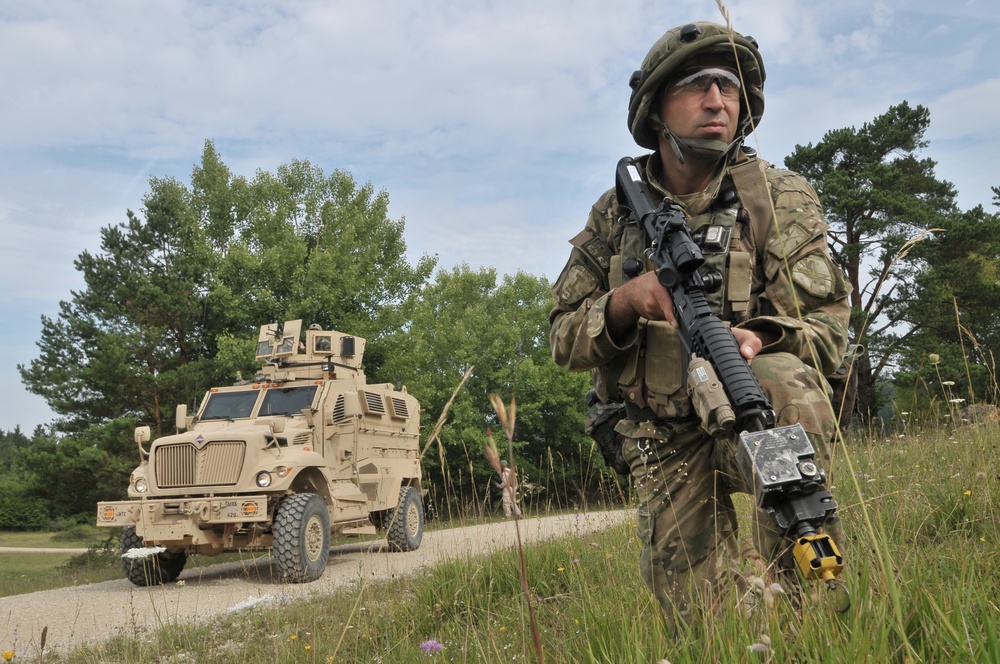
[97,495,269,540]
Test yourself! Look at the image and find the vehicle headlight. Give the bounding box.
[133,477,148,493]
[275,466,290,478]
[255,471,272,488]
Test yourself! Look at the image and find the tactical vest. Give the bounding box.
[600,157,770,422]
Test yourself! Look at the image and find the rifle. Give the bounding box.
[614,156,846,595]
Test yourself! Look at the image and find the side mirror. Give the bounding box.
[270,418,286,435]
[134,426,151,459]
[176,404,188,432]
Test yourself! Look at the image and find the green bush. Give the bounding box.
[0,486,48,529]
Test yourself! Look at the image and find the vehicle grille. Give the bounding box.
[155,441,246,488]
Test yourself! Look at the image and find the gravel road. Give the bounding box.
[2,510,631,657]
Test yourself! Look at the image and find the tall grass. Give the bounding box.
[11,421,997,663]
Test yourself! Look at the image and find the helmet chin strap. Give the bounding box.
[652,113,742,165]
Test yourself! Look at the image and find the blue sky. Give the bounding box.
[2,0,998,433]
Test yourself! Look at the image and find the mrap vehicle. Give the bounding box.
[97,320,423,585]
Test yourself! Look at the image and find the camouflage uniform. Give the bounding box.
[549,151,850,624]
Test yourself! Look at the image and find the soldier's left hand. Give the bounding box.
[732,327,765,362]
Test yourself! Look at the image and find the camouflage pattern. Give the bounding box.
[549,153,850,626]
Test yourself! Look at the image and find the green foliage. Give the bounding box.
[0,476,48,529]
[16,418,137,520]
[377,265,597,515]
[890,205,1000,408]
[0,427,54,528]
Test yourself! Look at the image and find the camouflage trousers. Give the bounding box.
[619,352,846,627]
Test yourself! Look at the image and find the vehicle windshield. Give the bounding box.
[200,391,259,420]
[259,385,319,417]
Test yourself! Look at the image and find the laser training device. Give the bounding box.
[614,156,846,597]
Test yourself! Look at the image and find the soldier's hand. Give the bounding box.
[732,327,765,362]
[607,271,677,342]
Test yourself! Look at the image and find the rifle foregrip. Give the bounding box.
[690,317,771,429]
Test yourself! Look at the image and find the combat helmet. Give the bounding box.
[628,22,765,162]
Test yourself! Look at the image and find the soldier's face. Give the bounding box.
[657,67,740,147]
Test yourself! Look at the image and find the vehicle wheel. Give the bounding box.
[385,486,423,552]
[120,526,187,586]
[273,493,330,582]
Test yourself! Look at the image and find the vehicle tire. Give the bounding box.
[385,485,423,552]
[120,526,187,587]
[273,493,330,582]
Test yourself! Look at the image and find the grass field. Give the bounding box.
[3,422,999,663]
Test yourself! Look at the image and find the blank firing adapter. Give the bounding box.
[737,424,845,585]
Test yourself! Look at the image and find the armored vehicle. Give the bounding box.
[98,320,423,585]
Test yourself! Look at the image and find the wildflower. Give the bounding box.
[499,626,506,633]
[290,635,297,641]
[748,643,770,653]
[176,580,186,588]
[557,567,565,572]
[928,354,940,365]
[981,537,987,542]
[942,380,955,387]
[2,651,13,661]
[965,490,972,496]
[121,546,166,560]
[304,645,312,651]
[419,639,444,654]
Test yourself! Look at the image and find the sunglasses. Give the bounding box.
[667,68,742,99]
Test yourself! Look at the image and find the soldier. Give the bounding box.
[549,22,850,627]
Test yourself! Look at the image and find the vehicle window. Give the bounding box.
[200,391,259,420]
[259,385,319,416]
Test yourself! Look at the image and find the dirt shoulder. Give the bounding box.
[2,510,631,656]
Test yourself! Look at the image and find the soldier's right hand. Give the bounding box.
[607,271,678,341]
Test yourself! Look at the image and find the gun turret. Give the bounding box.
[256,320,365,381]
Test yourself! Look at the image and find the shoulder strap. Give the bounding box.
[728,156,773,262]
